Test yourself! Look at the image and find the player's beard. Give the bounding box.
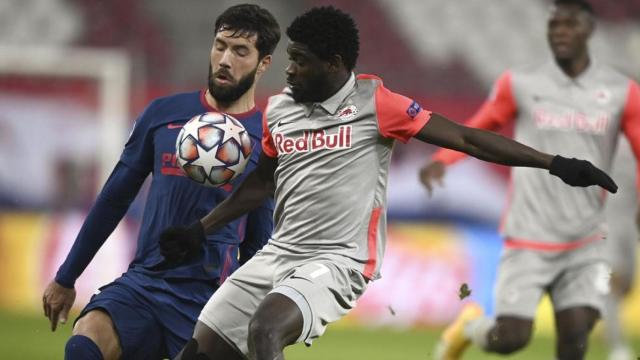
[208,64,257,104]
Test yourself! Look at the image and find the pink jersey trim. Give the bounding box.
[363,207,382,279]
[366,75,432,144]
[261,107,278,158]
[432,71,517,165]
[219,245,234,284]
[620,80,640,193]
[504,233,601,251]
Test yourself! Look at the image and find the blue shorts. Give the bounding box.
[77,271,216,359]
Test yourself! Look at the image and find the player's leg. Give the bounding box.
[483,316,534,354]
[67,309,119,360]
[554,306,599,360]
[68,279,165,360]
[551,256,610,360]
[602,226,637,360]
[247,293,304,360]
[175,321,245,360]
[436,247,546,359]
[249,260,367,359]
[176,246,278,358]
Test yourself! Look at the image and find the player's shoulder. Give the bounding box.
[148,90,201,112]
[508,61,547,79]
[264,88,296,121]
[593,62,634,87]
[138,90,202,127]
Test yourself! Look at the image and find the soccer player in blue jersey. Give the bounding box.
[41,4,280,359]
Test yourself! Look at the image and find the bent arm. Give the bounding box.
[201,152,277,234]
[55,162,147,287]
[239,197,274,264]
[416,113,553,169]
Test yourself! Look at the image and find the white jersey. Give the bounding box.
[261,73,431,279]
[434,60,640,249]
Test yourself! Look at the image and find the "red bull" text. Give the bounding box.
[274,126,352,155]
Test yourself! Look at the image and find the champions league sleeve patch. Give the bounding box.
[406,100,422,119]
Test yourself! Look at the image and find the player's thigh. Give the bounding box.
[493,247,550,318]
[73,309,121,360]
[77,282,164,359]
[551,260,610,315]
[175,321,246,360]
[198,248,277,356]
[275,260,368,346]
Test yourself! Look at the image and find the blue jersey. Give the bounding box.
[56,90,273,288]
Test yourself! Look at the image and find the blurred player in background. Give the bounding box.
[41,4,280,359]
[420,1,640,359]
[158,6,618,360]
[603,136,638,360]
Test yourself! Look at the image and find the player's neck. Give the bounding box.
[205,88,256,115]
[556,53,590,79]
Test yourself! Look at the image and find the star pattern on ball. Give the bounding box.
[226,151,249,175]
[214,115,245,145]
[190,143,226,174]
[181,115,209,142]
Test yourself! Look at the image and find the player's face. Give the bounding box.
[547,5,593,61]
[209,29,261,103]
[286,41,332,103]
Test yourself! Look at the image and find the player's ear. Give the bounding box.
[256,55,272,76]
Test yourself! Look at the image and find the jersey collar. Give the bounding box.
[199,89,259,120]
[548,58,598,88]
[304,72,356,117]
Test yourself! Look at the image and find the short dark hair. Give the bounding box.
[553,0,594,15]
[214,4,281,59]
[286,6,360,71]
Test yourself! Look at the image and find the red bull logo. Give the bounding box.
[274,125,352,155]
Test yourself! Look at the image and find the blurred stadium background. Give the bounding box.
[0,0,639,358]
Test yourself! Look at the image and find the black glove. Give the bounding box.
[159,221,206,264]
[549,155,618,193]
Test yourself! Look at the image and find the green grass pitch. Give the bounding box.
[1,310,637,359]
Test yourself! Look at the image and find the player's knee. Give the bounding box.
[65,335,104,360]
[248,314,284,348]
[491,321,532,354]
[73,310,120,359]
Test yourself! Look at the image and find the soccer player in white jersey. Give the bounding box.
[420,1,640,359]
[603,137,638,360]
[159,6,618,360]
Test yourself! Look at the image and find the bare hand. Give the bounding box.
[419,161,446,196]
[42,280,76,331]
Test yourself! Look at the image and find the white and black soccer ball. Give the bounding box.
[175,112,252,187]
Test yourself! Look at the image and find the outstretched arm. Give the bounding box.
[417,113,551,168]
[416,113,617,192]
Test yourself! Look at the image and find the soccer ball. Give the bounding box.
[176,112,252,187]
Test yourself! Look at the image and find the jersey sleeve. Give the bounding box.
[620,79,640,192]
[370,77,432,143]
[261,110,278,158]
[432,71,518,165]
[55,162,147,287]
[119,101,157,173]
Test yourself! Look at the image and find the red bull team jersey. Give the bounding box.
[261,73,431,279]
[433,60,640,249]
